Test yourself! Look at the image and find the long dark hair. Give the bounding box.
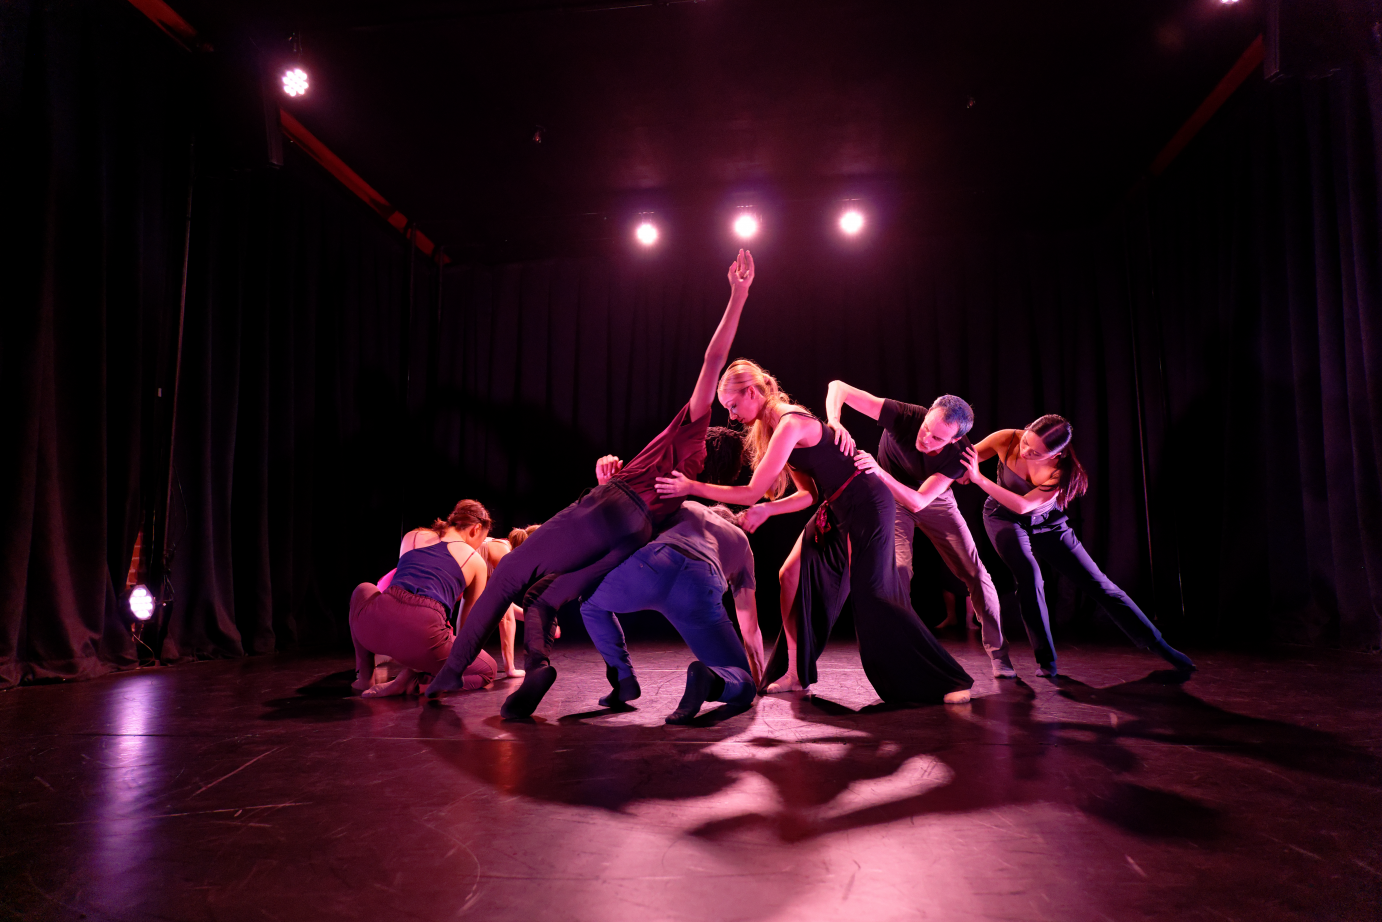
[1029,415,1088,510]
[430,499,492,538]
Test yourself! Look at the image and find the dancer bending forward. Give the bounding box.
[584,445,765,723]
[825,381,1015,678]
[657,360,973,704]
[350,501,498,696]
[427,250,757,717]
[961,416,1195,678]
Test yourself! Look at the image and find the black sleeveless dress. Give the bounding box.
[763,412,973,702]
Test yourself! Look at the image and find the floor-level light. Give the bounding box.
[128,584,155,622]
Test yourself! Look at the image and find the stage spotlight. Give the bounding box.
[733,213,759,239]
[282,67,309,97]
[635,221,658,245]
[839,210,865,235]
[128,584,155,622]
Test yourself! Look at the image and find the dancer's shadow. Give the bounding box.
[257,670,365,723]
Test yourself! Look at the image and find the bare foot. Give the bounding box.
[362,673,419,698]
[764,676,811,694]
[351,677,374,694]
[943,689,971,704]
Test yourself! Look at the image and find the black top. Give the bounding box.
[781,411,856,497]
[876,398,966,489]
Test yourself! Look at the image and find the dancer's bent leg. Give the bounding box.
[916,494,1013,675]
[659,553,756,707]
[1030,521,1194,672]
[430,483,651,693]
[984,514,1056,674]
[349,582,381,692]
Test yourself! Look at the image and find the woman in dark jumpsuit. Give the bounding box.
[657,360,973,704]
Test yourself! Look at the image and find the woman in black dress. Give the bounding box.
[656,359,973,704]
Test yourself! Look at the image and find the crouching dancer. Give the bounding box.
[582,452,765,723]
[426,250,758,717]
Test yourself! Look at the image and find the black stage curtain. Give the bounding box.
[1127,66,1382,652]
[4,6,1378,687]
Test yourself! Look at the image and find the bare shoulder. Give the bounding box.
[409,528,440,548]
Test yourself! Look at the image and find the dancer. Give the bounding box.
[350,501,499,697]
[961,415,1195,677]
[824,382,1015,678]
[583,453,765,723]
[427,250,757,717]
[483,525,551,679]
[657,361,973,704]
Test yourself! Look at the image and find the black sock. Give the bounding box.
[500,664,558,718]
[599,668,641,707]
[666,662,724,725]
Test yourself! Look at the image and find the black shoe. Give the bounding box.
[599,665,641,708]
[500,664,557,718]
[665,661,725,725]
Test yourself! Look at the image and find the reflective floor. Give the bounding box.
[2,639,1379,921]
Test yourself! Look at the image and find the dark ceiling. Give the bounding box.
[173,0,1265,256]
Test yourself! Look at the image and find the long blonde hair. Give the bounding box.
[718,358,805,499]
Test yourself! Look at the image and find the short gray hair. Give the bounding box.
[929,395,974,438]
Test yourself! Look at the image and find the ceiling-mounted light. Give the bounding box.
[839,210,864,235]
[733,213,759,239]
[635,222,658,245]
[282,67,309,97]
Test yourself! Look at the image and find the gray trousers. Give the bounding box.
[893,491,1010,665]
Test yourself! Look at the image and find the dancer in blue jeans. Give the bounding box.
[961,415,1195,678]
[580,456,765,722]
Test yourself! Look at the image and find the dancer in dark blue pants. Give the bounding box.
[962,416,1195,678]
[580,501,764,723]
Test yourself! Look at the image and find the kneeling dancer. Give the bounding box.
[581,456,765,722]
[426,250,757,717]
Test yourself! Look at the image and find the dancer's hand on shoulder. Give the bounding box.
[959,445,981,480]
[854,450,882,476]
[738,504,771,533]
[827,421,855,456]
[727,249,755,297]
[655,470,693,497]
[595,454,623,485]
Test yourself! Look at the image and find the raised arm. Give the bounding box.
[959,444,1057,515]
[688,250,755,420]
[824,379,886,455]
[656,413,809,505]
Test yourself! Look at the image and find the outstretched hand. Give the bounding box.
[727,249,755,297]
[655,471,693,498]
[595,454,623,485]
[959,445,981,481]
[827,421,856,456]
[737,504,771,534]
[854,450,883,476]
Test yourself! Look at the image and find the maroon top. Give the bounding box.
[613,402,711,521]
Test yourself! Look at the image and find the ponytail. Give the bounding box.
[507,524,540,549]
[431,499,493,538]
[1028,414,1088,510]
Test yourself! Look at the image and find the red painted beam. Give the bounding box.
[1149,34,1265,176]
[123,0,210,52]
[123,0,447,264]
[279,109,448,263]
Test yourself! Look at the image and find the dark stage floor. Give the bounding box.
[2,638,1380,922]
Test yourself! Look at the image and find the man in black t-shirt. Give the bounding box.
[825,381,1014,678]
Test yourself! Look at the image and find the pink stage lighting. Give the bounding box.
[635,222,658,245]
[282,68,309,97]
[839,210,865,234]
[733,214,759,239]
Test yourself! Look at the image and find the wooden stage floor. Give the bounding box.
[2,638,1379,921]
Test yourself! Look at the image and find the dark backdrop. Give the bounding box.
[3,0,1379,687]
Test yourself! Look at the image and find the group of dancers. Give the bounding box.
[348,250,1195,724]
